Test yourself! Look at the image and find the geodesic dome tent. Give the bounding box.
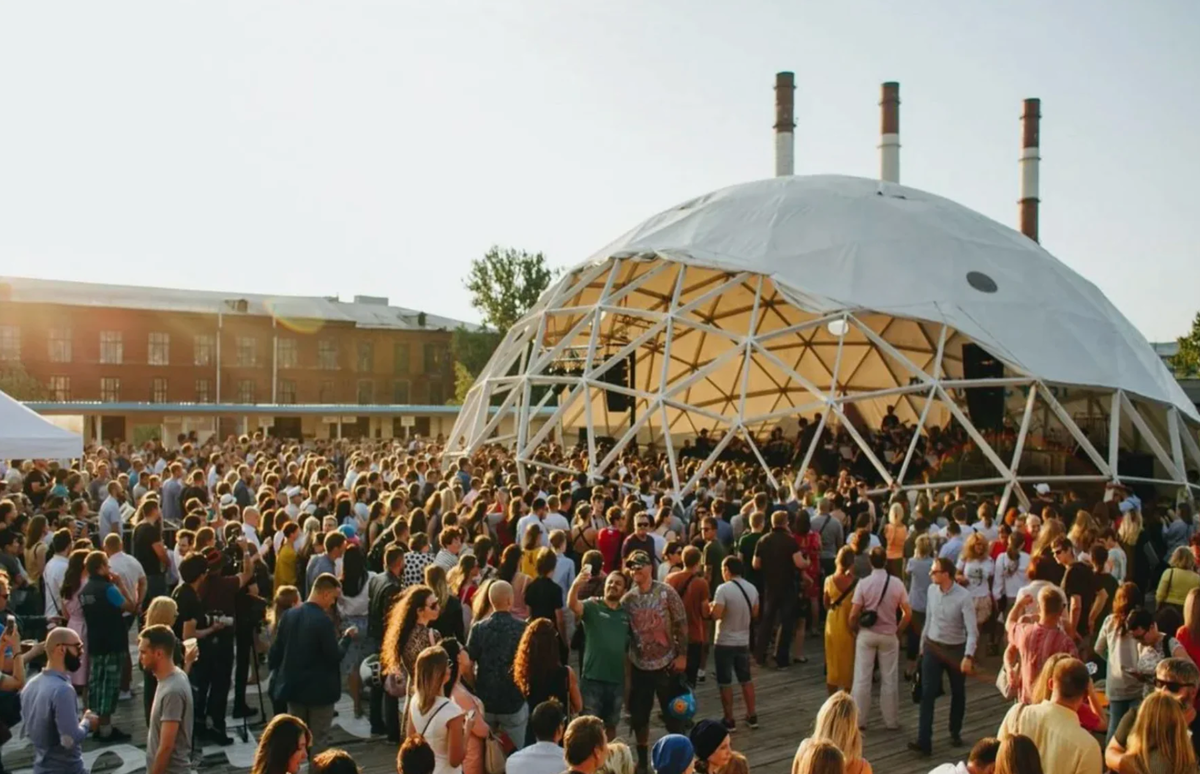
[447,175,1200,508]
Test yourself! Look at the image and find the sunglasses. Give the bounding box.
[1155,678,1196,692]
[636,522,650,528]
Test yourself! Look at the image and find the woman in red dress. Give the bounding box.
[791,510,824,663]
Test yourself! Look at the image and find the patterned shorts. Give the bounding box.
[88,652,122,716]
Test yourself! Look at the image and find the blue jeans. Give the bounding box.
[581,677,623,730]
[485,704,530,751]
[1107,697,1141,745]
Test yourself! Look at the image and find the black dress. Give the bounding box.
[524,664,569,746]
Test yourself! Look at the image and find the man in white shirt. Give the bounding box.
[927,736,999,774]
[284,487,303,520]
[541,495,571,535]
[99,481,125,540]
[104,532,146,700]
[241,507,263,551]
[517,499,552,548]
[507,699,567,774]
[42,529,72,620]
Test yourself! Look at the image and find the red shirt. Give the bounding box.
[597,527,624,574]
[1177,627,1200,708]
[1007,618,1077,704]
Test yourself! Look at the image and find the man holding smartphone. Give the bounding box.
[79,550,138,743]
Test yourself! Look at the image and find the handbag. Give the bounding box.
[911,663,922,704]
[484,730,507,774]
[858,576,892,629]
[995,646,1021,700]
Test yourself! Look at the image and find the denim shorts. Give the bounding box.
[581,677,623,729]
[714,645,752,686]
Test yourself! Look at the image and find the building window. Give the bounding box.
[279,379,297,404]
[429,381,444,406]
[148,332,170,365]
[195,378,212,403]
[49,376,70,402]
[424,343,438,373]
[358,342,374,372]
[318,380,335,403]
[48,328,72,363]
[357,379,375,404]
[393,380,410,404]
[394,342,410,374]
[236,379,255,404]
[151,377,168,403]
[318,340,338,370]
[99,331,123,365]
[194,334,215,366]
[236,337,257,367]
[0,326,19,362]
[100,377,120,403]
[277,338,298,369]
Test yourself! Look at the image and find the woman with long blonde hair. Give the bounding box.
[883,502,907,577]
[956,531,994,626]
[803,691,868,773]
[405,645,466,774]
[1125,691,1197,774]
[1031,516,1064,559]
[792,740,845,774]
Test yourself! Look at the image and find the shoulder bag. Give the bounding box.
[857,576,892,629]
[732,579,758,620]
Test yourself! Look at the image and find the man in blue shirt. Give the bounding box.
[21,628,99,774]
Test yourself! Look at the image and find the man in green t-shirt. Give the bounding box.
[568,564,631,742]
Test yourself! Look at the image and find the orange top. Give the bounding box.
[885,523,908,560]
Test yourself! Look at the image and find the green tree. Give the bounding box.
[464,246,555,331]
[1173,311,1200,377]
[449,246,557,404]
[0,363,49,400]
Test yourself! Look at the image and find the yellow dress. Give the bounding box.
[824,574,857,690]
[274,544,298,589]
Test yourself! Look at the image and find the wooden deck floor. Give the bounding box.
[2,636,1016,774]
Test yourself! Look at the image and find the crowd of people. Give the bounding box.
[0,417,1197,774]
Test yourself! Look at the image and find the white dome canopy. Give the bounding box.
[449,174,1199,502]
[586,174,1196,422]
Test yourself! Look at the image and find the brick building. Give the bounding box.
[0,276,469,441]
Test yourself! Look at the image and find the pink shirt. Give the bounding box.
[851,568,910,636]
[1006,618,1077,704]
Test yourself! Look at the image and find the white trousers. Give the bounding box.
[850,628,900,728]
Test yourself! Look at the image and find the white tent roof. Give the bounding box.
[0,391,82,459]
[584,174,1198,423]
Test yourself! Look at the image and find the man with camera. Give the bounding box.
[221,522,270,720]
[195,543,260,744]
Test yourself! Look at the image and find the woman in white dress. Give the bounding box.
[406,644,467,774]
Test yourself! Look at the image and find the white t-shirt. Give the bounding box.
[43,553,69,618]
[409,696,465,774]
[714,578,759,647]
[516,514,551,547]
[992,552,1031,600]
[955,557,994,598]
[1108,545,1128,583]
[109,551,146,606]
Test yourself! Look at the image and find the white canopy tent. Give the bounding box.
[0,389,83,459]
[448,175,1200,507]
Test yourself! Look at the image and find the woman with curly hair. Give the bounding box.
[382,584,443,724]
[513,618,582,746]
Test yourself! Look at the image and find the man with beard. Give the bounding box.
[567,563,631,741]
[20,628,99,773]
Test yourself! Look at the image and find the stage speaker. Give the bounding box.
[962,343,1005,431]
[601,356,633,412]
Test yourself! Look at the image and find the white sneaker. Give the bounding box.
[119,690,133,701]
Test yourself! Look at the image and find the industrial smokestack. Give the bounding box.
[1019,98,1041,242]
[879,82,900,183]
[774,71,795,177]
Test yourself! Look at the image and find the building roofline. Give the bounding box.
[22,401,552,416]
[0,275,479,332]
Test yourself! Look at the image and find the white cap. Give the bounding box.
[286,486,302,498]
[219,493,236,507]
[1034,483,1051,496]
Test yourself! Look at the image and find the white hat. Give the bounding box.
[1119,499,1135,513]
[219,493,236,507]
[286,486,302,498]
[1034,483,1051,496]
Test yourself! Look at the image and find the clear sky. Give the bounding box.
[2,2,1197,341]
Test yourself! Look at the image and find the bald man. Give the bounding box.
[20,628,99,774]
[466,580,530,749]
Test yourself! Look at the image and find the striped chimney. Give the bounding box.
[879,82,900,183]
[774,71,795,177]
[1019,98,1041,242]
